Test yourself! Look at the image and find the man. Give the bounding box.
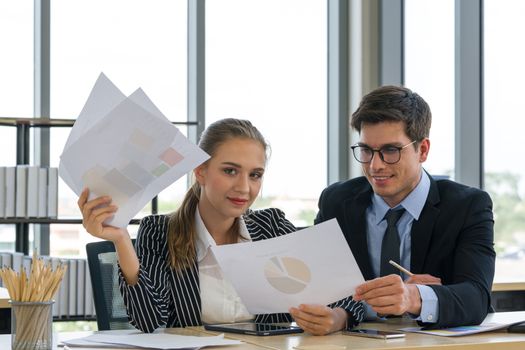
[315,85,495,328]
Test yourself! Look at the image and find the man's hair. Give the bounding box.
[350,85,432,142]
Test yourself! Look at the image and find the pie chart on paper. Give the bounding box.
[264,256,311,294]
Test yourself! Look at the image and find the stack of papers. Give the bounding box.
[62,331,241,349]
[400,311,525,336]
[59,73,209,227]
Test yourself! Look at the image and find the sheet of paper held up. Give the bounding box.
[59,73,209,227]
[62,330,241,349]
[211,219,365,314]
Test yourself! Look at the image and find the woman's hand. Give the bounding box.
[289,305,348,335]
[77,188,127,243]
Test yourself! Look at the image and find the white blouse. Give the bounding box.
[195,209,254,324]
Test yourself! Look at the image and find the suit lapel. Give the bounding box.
[410,176,440,274]
[343,187,375,280]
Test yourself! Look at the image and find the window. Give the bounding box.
[49,0,187,256]
[206,0,327,226]
[484,0,525,282]
[0,2,33,251]
[404,0,455,179]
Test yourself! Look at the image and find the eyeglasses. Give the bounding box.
[351,140,417,164]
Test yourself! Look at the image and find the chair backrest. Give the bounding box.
[86,240,135,331]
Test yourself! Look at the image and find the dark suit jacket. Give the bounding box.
[315,175,495,328]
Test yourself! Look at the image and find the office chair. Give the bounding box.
[86,240,136,331]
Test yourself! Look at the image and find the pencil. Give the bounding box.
[388,260,414,276]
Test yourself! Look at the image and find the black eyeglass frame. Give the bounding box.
[350,140,417,164]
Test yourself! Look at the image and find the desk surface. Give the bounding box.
[1,314,525,350]
[0,287,9,308]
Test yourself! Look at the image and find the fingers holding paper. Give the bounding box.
[78,188,127,242]
[289,304,347,336]
[354,274,422,316]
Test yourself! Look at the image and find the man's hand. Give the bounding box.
[289,305,347,335]
[353,274,422,316]
[406,274,441,285]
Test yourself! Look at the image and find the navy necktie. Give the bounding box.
[380,209,405,277]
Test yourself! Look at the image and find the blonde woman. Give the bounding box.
[78,118,363,334]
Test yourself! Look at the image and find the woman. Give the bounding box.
[78,118,363,334]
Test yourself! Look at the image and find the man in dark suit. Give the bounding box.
[315,85,495,328]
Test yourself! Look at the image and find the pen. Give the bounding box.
[388,260,414,277]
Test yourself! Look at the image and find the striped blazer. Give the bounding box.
[119,208,364,333]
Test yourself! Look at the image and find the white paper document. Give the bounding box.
[211,219,365,314]
[59,73,209,227]
[62,330,241,349]
[399,311,525,337]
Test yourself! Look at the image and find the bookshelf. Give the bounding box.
[0,117,75,255]
[0,117,198,255]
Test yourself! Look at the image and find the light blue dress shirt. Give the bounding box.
[363,171,439,323]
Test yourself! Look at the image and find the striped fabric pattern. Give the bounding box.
[119,208,364,333]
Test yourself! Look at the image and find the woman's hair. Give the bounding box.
[167,118,268,270]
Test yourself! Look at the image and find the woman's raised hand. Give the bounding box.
[78,188,128,243]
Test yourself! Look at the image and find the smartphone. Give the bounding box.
[342,328,406,339]
[204,322,304,336]
[508,322,525,333]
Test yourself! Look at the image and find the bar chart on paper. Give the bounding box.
[264,256,311,294]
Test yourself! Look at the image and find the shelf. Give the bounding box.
[0,117,75,127]
[0,218,141,225]
[0,116,199,127]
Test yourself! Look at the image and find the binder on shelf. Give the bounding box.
[37,168,48,217]
[49,257,62,317]
[15,165,27,217]
[0,252,12,269]
[0,167,5,217]
[85,261,94,317]
[11,252,24,273]
[77,259,86,317]
[48,167,58,218]
[5,167,15,217]
[68,259,77,316]
[22,255,32,275]
[59,258,69,318]
[26,166,39,218]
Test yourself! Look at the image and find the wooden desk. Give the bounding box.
[193,313,525,350]
[492,282,525,292]
[0,314,524,349]
[0,287,9,309]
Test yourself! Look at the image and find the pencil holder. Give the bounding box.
[10,300,54,350]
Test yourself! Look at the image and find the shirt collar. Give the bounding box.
[194,207,251,262]
[372,170,430,224]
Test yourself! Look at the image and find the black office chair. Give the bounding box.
[86,240,136,331]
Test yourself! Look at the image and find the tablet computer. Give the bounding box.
[204,322,304,336]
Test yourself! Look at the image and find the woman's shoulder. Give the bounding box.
[137,214,171,241]
[244,207,287,223]
[244,208,296,239]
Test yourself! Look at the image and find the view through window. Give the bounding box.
[206,0,327,226]
[484,0,525,282]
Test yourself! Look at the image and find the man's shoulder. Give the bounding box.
[433,178,491,203]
